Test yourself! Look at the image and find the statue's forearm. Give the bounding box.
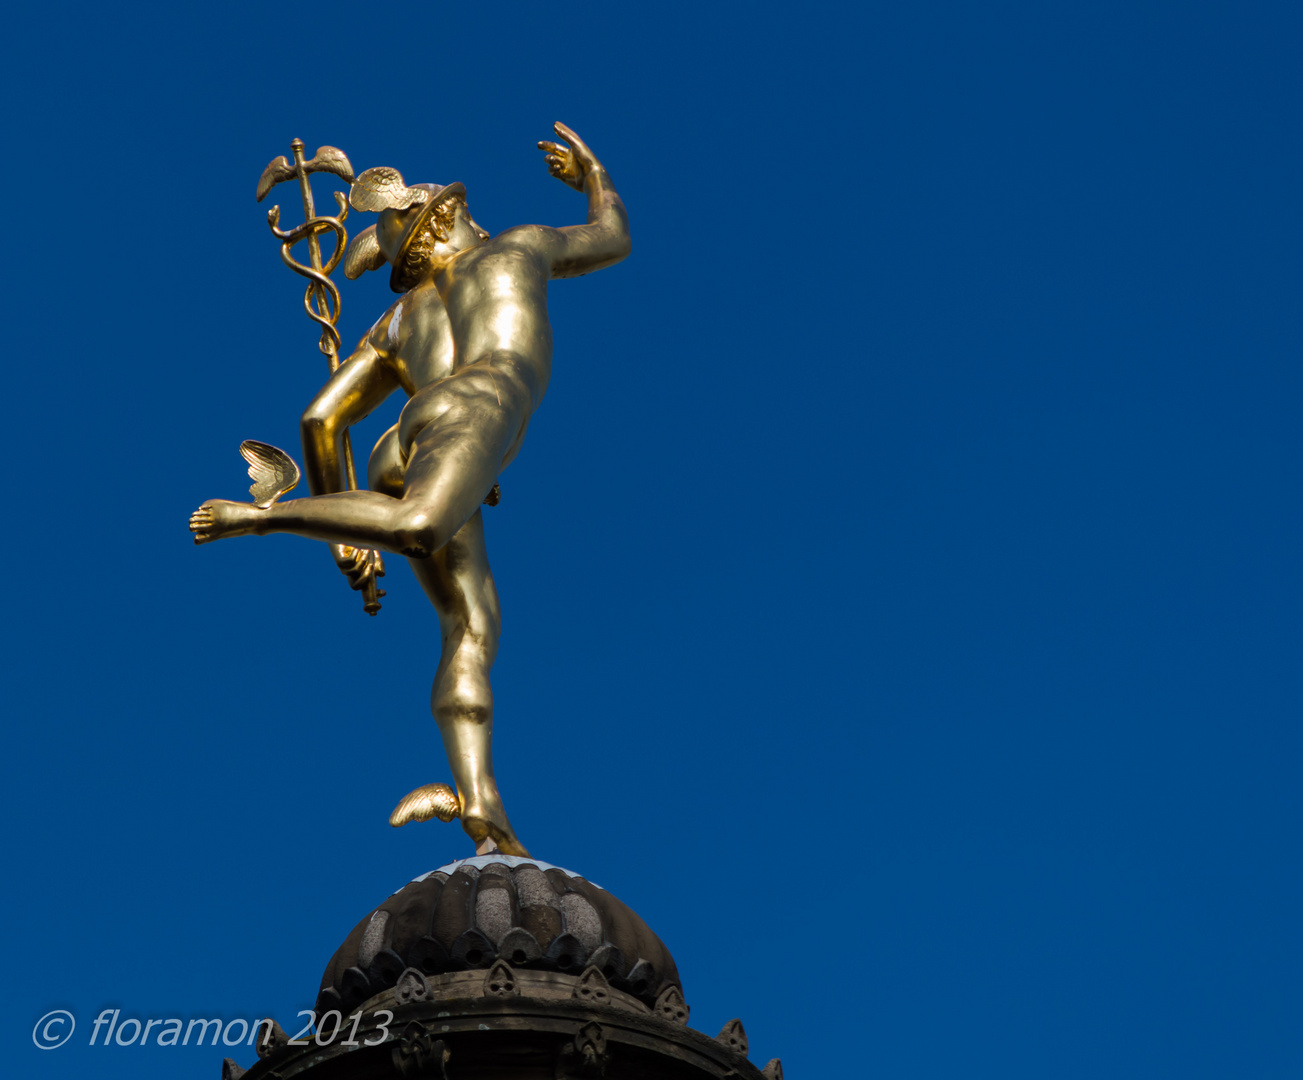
[583,166,628,239]
[548,166,629,279]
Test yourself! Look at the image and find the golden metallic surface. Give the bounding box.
[238,440,299,508]
[257,139,383,615]
[192,124,631,857]
[390,783,461,826]
[255,143,353,203]
[347,166,431,213]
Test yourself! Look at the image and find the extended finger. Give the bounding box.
[538,140,562,153]
[553,121,588,149]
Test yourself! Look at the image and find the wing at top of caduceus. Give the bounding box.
[308,145,355,186]
[239,440,301,509]
[255,147,355,203]
[349,167,430,213]
[256,156,296,203]
[344,224,387,280]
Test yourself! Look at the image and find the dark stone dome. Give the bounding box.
[317,856,681,1015]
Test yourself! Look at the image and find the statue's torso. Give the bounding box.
[436,237,553,375]
[380,283,456,396]
[380,236,555,459]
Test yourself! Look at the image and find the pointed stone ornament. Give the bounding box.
[653,983,689,1024]
[716,1018,748,1056]
[368,946,406,985]
[394,966,431,1005]
[452,928,495,968]
[391,1021,449,1079]
[407,933,450,973]
[498,926,543,965]
[574,1021,609,1077]
[314,985,343,1016]
[762,1059,785,1079]
[483,958,520,997]
[254,1018,290,1060]
[572,964,612,1006]
[221,1058,246,1080]
[545,930,588,972]
[586,943,626,980]
[623,958,658,997]
[340,965,370,1007]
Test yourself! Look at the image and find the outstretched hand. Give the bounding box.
[538,121,599,191]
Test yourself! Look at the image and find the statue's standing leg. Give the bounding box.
[408,509,528,857]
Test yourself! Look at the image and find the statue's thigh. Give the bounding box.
[368,423,404,496]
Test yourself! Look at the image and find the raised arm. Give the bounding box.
[535,122,631,278]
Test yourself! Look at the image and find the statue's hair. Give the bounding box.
[431,195,461,241]
[394,197,464,291]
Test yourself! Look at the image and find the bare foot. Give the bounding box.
[188,500,265,544]
[460,784,530,857]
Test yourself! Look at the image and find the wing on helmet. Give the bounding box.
[349,167,430,213]
[344,225,387,279]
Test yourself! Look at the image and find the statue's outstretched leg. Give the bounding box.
[190,356,535,557]
[405,510,528,856]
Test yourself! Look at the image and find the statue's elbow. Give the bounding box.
[601,229,631,269]
[299,406,337,446]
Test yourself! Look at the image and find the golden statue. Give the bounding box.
[190,123,630,858]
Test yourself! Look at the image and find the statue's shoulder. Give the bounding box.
[491,223,557,253]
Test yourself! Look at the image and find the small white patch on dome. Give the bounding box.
[411,855,604,891]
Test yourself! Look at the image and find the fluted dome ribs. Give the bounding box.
[318,861,680,1015]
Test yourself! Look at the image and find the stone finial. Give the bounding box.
[254,1018,289,1060]
[654,983,689,1025]
[716,1018,748,1056]
[573,964,612,1006]
[484,958,520,997]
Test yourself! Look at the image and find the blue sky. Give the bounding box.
[3,2,1301,1077]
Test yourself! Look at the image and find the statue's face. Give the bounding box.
[445,201,489,247]
[464,206,491,243]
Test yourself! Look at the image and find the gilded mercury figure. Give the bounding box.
[190,123,630,857]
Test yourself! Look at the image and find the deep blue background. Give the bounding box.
[3,2,1301,1076]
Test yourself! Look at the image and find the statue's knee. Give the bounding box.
[394,508,443,559]
[432,664,492,724]
[434,698,491,726]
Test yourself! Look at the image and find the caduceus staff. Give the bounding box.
[254,139,384,615]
